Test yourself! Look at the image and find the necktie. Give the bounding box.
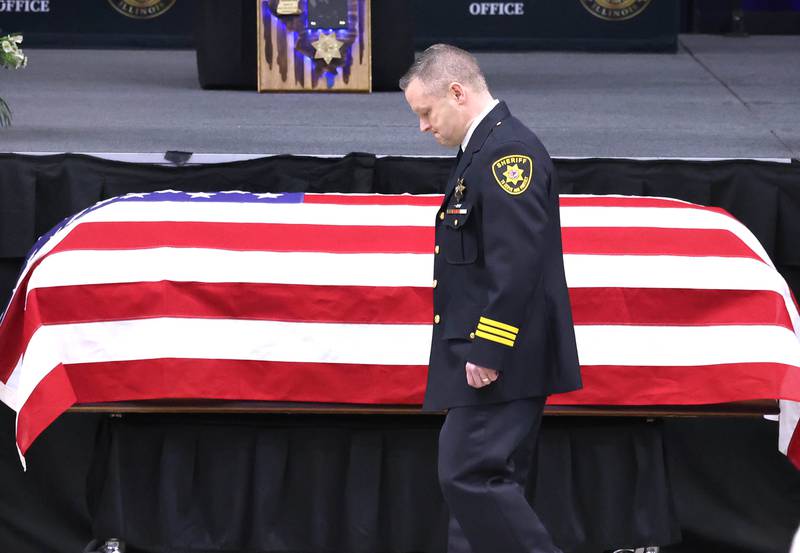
[449,148,463,183]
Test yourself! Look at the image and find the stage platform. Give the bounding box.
[0,35,798,160]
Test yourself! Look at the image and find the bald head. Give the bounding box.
[399,44,489,97]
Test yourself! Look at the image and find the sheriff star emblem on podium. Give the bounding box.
[311,31,344,64]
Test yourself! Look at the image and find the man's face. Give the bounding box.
[404,78,467,148]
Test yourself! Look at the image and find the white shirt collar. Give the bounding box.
[460,98,500,152]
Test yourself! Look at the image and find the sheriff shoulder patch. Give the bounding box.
[491,155,533,195]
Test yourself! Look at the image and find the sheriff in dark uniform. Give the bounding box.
[401,45,582,553]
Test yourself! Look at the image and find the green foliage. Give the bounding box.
[1,33,27,128]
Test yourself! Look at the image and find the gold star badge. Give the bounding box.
[502,164,524,186]
[311,31,344,64]
[454,178,466,201]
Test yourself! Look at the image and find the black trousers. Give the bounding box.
[438,397,560,553]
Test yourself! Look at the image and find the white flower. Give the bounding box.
[1,32,28,127]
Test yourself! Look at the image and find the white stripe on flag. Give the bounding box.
[0,379,18,411]
[563,254,783,289]
[779,400,800,454]
[27,249,435,291]
[574,325,800,367]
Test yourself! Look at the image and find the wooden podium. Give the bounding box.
[257,0,371,92]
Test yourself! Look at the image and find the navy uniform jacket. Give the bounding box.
[423,101,582,411]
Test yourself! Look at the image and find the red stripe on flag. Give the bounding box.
[62,358,427,406]
[548,362,800,406]
[569,288,795,330]
[27,282,433,326]
[18,356,429,455]
[15,364,76,455]
[789,427,800,470]
[48,224,759,259]
[52,222,435,254]
[304,194,443,206]
[17,358,429,454]
[0,269,37,383]
[562,228,760,259]
[0,298,24,382]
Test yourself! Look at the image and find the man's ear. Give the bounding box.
[449,82,467,104]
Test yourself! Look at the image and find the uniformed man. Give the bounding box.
[400,44,582,553]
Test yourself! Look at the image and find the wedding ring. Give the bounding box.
[481,377,490,383]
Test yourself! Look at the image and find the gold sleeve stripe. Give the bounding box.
[479,316,519,334]
[476,323,517,341]
[475,330,515,347]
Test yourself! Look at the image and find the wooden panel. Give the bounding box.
[68,399,779,418]
[257,0,371,92]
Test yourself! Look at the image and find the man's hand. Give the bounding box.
[465,362,498,388]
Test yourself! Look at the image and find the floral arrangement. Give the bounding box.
[1,33,28,128]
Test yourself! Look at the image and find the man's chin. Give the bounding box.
[434,136,456,148]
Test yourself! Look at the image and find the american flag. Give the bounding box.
[1,190,799,469]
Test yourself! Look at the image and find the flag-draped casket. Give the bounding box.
[1,191,799,468]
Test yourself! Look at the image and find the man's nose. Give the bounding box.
[419,119,431,133]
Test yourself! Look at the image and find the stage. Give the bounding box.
[0,35,798,159]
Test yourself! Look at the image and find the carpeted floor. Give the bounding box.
[0,35,797,159]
